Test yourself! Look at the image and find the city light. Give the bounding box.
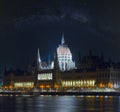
[38,73,52,80]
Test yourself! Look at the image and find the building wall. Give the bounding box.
[60,70,96,90]
[36,69,55,89]
[96,67,120,88]
[3,67,120,91]
[3,72,34,90]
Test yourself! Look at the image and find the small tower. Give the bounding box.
[54,50,59,70]
[37,48,42,70]
[53,50,61,89]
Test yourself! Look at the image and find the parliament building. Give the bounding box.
[3,35,120,91]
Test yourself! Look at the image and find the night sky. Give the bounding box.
[0,0,120,70]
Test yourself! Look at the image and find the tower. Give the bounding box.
[54,50,59,70]
[57,34,75,71]
[37,48,42,70]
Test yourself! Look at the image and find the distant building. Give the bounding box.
[37,34,75,71]
[2,34,120,91]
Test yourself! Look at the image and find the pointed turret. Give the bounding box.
[37,48,41,70]
[54,50,59,70]
[37,48,41,63]
[78,50,82,62]
[61,33,65,45]
[48,55,51,68]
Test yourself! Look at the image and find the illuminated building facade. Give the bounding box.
[3,69,34,90]
[96,65,120,88]
[2,35,120,91]
[57,34,75,71]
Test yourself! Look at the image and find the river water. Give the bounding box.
[0,95,119,112]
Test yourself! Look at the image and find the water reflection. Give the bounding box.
[0,95,119,112]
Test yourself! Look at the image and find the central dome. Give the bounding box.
[56,34,75,71]
[57,45,71,56]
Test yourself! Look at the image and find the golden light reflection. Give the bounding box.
[99,83,105,88]
[54,84,59,88]
[46,85,51,88]
[108,82,113,88]
[40,85,45,88]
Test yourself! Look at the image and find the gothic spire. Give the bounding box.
[37,48,41,63]
[78,50,82,63]
[61,33,65,45]
[37,48,41,70]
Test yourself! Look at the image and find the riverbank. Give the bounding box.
[0,91,120,96]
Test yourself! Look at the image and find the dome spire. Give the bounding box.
[61,33,65,45]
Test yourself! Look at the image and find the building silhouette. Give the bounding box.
[2,34,120,91]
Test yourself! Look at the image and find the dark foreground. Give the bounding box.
[0,91,120,96]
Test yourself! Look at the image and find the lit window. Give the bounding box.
[38,73,53,80]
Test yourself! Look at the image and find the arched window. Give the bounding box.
[65,63,67,70]
[62,63,64,70]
